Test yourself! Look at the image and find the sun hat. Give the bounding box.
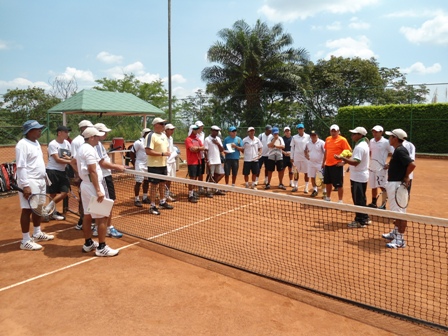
[23,120,45,134]
[82,127,105,139]
[349,127,367,136]
[78,120,93,128]
[385,129,407,140]
[94,123,112,132]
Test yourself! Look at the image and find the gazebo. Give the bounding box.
[48,89,164,128]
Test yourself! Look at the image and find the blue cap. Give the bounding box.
[272,127,279,134]
[23,120,45,134]
[296,123,304,129]
[228,126,237,132]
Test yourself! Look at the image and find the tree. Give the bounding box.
[202,19,308,127]
[49,76,78,100]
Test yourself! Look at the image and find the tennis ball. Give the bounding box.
[340,149,352,158]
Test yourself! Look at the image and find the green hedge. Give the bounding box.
[336,103,448,154]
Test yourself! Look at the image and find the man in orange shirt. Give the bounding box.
[322,124,352,203]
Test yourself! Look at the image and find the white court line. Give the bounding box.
[0,242,139,293]
[147,198,267,241]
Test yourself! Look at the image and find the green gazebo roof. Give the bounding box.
[48,89,164,116]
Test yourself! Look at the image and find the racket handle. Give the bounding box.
[10,184,24,193]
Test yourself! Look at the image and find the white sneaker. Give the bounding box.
[304,189,309,194]
[324,196,331,201]
[95,245,119,257]
[254,181,258,186]
[52,211,65,220]
[92,225,98,237]
[386,238,406,248]
[32,232,54,241]
[20,239,42,251]
[382,230,396,240]
[245,183,249,188]
[337,200,343,204]
[82,240,99,253]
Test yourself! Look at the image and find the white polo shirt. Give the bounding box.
[204,135,223,165]
[242,136,262,162]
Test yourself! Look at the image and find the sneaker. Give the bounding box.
[42,215,50,223]
[323,196,331,201]
[92,226,98,237]
[206,193,214,198]
[95,245,119,257]
[310,190,318,197]
[188,196,198,203]
[367,203,377,208]
[149,206,160,215]
[378,204,386,210]
[264,184,271,190]
[166,195,176,202]
[108,227,123,238]
[215,190,225,196]
[20,239,42,251]
[304,189,309,194]
[245,184,249,189]
[382,231,396,240]
[278,184,286,190]
[254,181,258,186]
[52,211,65,220]
[75,219,83,230]
[348,221,366,228]
[386,238,406,248]
[32,232,54,241]
[250,185,257,190]
[159,202,174,210]
[322,191,327,196]
[134,200,143,207]
[337,200,343,204]
[142,198,151,204]
[82,240,99,253]
[291,187,298,192]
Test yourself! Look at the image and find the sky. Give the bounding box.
[1,0,447,102]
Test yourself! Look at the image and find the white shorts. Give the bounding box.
[209,164,224,175]
[369,170,387,189]
[134,162,147,183]
[385,181,406,214]
[167,162,176,178]
[80,181,108,219]
[307,162,321,178]
[19,178,46,209]
[293,160,308,174]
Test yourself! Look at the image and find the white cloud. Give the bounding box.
[401,62,442,75]
[171,74,187,84]
[0,78,51,92]
[384,9,441,19]
[96,51,123,64]
[324,36,376,59]
[400,13,448,45]
[173,86,202,99]
[0,40,10,50]
[56,67,95,83]
[348,17,370,30]
[258,0,379,21]
[327,22,342,30]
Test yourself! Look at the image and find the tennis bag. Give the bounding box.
[0,162,17,192]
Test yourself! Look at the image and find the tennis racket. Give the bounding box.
[251,154,262,162]
[292,166,298,180]
[369,159,385,173]
[11,184,55,217]
[368,190,388,209]
[395,183,410,209]
[315,169,323,187]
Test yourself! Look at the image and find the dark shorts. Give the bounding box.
[323,165,343,187]
[258,156,268,169]
[243,161,260,176]
[147,166,167,184]
[224,159,239,176]
[188,164,203,178]
[283,157,292,169]
[46,169,70,194]
[266,159,284,172]
[102,175,116,200]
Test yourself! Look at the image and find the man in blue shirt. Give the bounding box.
[222,126,243,187]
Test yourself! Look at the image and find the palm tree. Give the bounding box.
[201,19,308,127]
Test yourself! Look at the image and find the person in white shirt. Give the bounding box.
[70,120,94,230]
[164,123,177,201]
[256,125,273,185]
[368,125,394,208]
[195,121,206,186]
[132,128,151,207]
[15,120,55,251]
[46,125,72,221]
[242,127,263,189]
[92,123,126,238]
[290,123,311,193]
[204,125,225,196]
[335,127,370,228]
[403,139,416,194]
[265,127,285,190]
[304,131,325,197]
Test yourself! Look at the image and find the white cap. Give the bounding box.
[94,123,112,132]
[349,127,367,136]
[165,123,176,130]
[372,125,383,132]
[211,125,221,131]
[330,124,339,131]
[284,126,291,131]
[386,128,408,140]
[78,120,93,128]
[247,127,255,131]
[195,120,204,127]
[82,127,104,139]
[152,117,166,125]
[141,128,151,137]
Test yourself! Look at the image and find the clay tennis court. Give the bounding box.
[1,144,447,335]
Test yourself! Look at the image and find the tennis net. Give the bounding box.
[68,169,448,330]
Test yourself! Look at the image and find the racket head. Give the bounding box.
[369,159,385,172]
[28,193,55,217]
[315,170,323,187]
[252,154,262,162]
[395,183,410,209]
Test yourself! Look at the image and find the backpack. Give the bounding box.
[0,162,17,192]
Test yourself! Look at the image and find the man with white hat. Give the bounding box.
[242,127,263,189]
[335,127,370,228]
[15,120,54,251]
[194,121,206,191]
[368,125,394,208]
[204,125,225,195]
[145,117,174,215]
[381,129,416,248]
[164,123,177,201]
[132,128,152,207]
[75,127,119,257]
[70,120,94,230]
[290,123,310,192]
